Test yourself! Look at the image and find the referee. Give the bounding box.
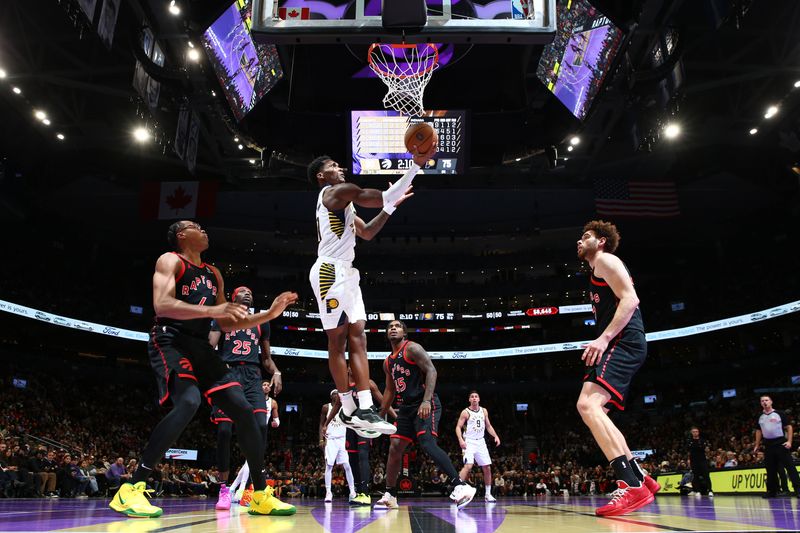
[753,395,800,498]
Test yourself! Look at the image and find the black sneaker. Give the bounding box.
[349,407,396,435]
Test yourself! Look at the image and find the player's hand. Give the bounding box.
[270,374,283,396]
[387,182,414,208]
[411,132,437,167]
[269,292,299,314]
[271,419,279,428]
[418,400,431,419]
[582,337,609,367]
[494,436,501,447]
[319,437,325,449]
[208,302,248,321]
[459,440,466,450]
[784,441,792,449]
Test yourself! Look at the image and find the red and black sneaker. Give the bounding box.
[596,481,655,517]
[643,474,661,495]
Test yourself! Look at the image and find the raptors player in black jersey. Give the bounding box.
[208,286,293,514]
[109,220,297,519]
[376,320,476,509]
[576,221,659,517]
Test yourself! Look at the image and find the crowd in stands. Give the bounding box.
[1,333,798,500]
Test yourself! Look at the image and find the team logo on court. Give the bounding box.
[326,298,339,313]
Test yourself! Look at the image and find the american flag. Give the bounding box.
[594,179,680,218]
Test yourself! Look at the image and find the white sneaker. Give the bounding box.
[375,492,398,509]
[708,492,714,497]
[450,484,477,509]
[485,493,496,502]
[324,491,333,502]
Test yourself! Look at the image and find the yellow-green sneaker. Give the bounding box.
[352,493,371,506]
[248,486,297,516]
[109,482,163,518]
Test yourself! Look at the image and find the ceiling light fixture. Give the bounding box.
[663,123,681,139]
[569,136,580,145]
[133,127,150,142]
[56,133,65,140]
[168,1,181,15]
[764,105,779,119]
[749,128,758,135]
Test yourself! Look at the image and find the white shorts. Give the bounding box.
[463,439,492,467]
[309,257,367,330]
[325,436,348,466]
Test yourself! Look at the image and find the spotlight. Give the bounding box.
[56,133,65,140]
[663,123,681,139]
[795,80,800,89]
[567,145,574,152]
[133,127,150,142]
[569,136,580,146]
[749,128,758,135]
[42,118,51,126]
[34,110,47,121]
[234,136,239,142]
[168,1,181,15]
[187,48,201,62]
[765,105,778,119]
[237,144,244,150]
[249,159,256,164]
[12,86,21,94]
[0,68,6,79]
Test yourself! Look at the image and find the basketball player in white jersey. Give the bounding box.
[456,391,501,502]
[308,140,436,437]
[319,390,356,502]
[230,381,281,504]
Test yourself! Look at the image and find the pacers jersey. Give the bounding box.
[589,263,644,334]
[156,252,218,338]
[316,186,357,262]
[385,341,426,406]
[463,407,486,440]
[326,403,346,438]
[217,323,270,365]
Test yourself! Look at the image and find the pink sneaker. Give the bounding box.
[216,484,231,510]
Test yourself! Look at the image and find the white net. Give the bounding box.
[368,43,439,117]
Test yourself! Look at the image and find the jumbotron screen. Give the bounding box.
[202,0,283,121]
[536,0,624,120]
[351,110,467,175]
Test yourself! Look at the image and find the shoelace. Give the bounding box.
[134,485,156,500]
[607,487,627,504]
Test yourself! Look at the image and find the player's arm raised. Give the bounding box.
[210,265,298,332]
[407,343,437,420]
[319,404,329,448]
[484,408,501,446]
[582,254,640,366]
[455,410,469,449]
[152,253,246,322]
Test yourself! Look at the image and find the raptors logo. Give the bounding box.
[590,292,600,304]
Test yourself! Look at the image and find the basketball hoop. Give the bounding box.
[368,43,439,117]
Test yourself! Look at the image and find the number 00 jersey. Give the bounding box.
[463,407,486,440]
[316,185,356,262]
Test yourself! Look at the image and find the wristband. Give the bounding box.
[273,372,281,375]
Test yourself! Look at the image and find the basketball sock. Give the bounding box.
[356,390,373,410]
[132,464,152,485]
[386,486,397,496]
[325,464,333,493]
[340,391,357,416]
[610,456,641,487]
[486,485,492,496]
[630,458,645,482]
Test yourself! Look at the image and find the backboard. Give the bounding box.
[251,0,557,44]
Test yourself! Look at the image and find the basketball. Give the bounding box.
[404,122,436,155]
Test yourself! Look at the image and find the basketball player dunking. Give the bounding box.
[376,320,476,509]
[576,220,660,516]
[456,391,501,502]
[109,221,297,518]
[307,140,435,437]
[207,286,293,514]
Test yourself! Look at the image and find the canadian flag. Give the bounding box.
[278,7,310,19]
[140,181,218,220]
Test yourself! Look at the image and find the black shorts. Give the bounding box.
[583,328,646,411]
[345,428,372,453]
[148,325,232,406]
[391,395,441,444]
[210,364,267,423]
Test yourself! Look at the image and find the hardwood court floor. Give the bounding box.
[1,495,798,532]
